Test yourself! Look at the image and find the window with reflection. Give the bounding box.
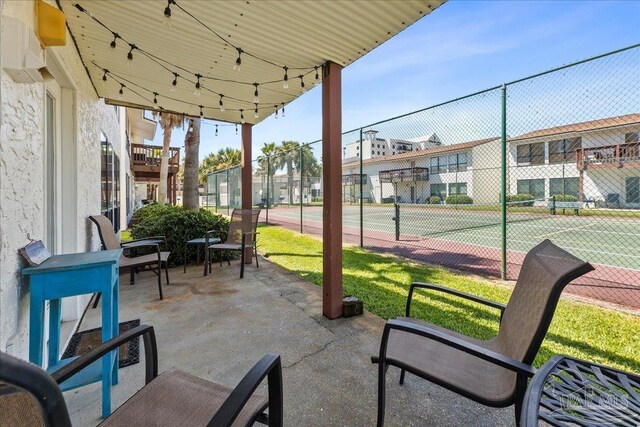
[101,133,120,231]
[549,137,581,164]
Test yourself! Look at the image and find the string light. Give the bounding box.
[253,83,259,104]
[254,103,259,119]
[235,124,238,135]
[126,44,136,68]
[239,109,245,124]
[234,48,242,71]
[171,73,178,92]
[194,74,202,96]
[274,105,278,119]
[118,83,125,99]
[102,69,108,81]
[163,0,173,27]
[314,66,319,82]
[219,94,225,112]
[281,103,285,118]
[299,75,305,91]
[199,105,204,118]
[110,32,118,49]
[215,124,218,136]
[153,92,159,104]
[283,66,289,89]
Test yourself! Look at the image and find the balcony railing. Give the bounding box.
[131,144,180,168]
[379,167,429,183]
[577,142,639,170]
[342,173,367,185]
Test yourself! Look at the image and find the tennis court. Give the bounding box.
[268,204,640,271]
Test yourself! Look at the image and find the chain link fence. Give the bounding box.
[207,44,640,310]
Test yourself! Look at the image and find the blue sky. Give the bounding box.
[149,0,640,161]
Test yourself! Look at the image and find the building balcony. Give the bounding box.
[342,173,367,185]
[379,167,429,183]
[577,142,639,170]
[131,143,180,180]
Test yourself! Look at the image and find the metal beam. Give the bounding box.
[322,61,343,319]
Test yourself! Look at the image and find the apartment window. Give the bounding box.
[392,145,395,149]
[377,151,380,155]
[392,152,396,155]
[430,156,448,173]
[516,179,545,200]
[517,142,545,165]
[550,177,579,199]
[101,137,120,231]
[625,132,639,143]
[448,182,467,195]
[448,153,468,172]
[626,177,639,204]
[549,137,581,164]
[430,183,446,200]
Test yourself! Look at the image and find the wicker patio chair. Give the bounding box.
[206,209,261,279]
[372,239,594,426]
[0,325,283,427]
[90,215,170,300]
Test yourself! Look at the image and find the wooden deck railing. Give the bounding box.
[379,167,429,183]
[131,144,180,167]
[577,142,639,170]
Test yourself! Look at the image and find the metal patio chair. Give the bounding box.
[90,215,170,300]
[372,239,594,426]
[0,325,283,427]
[206,209,261,279]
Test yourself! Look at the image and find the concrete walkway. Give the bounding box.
[64,257,512,426]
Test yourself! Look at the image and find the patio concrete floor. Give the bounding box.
[64,256,512,426]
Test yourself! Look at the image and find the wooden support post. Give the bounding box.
[322,61,343,319]
[172,173,177,205]
[241,123,253,263]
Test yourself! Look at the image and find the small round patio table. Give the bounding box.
[521,354,640,426]
[184,236,221,273]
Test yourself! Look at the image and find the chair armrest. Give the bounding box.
[207,353,283,427]
[406,282,506,320]
[51,325,158,386]
[373,319,535,378]
[123,236,167,245]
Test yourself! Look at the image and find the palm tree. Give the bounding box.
[151,111,183,205]
[198,148,241,184]
[257,142,280,206]
[183,119,200,210]
[279,141,300,204]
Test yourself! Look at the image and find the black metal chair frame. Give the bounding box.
[183,229,221,273]
[0,325,283,427]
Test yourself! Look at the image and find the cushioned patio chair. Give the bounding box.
[372,239,594,426]
[90,215,170,300]
[0,325,283,427]
[206,209,261,279]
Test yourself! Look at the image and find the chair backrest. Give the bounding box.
[89,215,120,250]
[0,353,72,427]
[496,239,593,364]
[225,209,261,245]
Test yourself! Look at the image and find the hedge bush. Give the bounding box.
[506,193,535,207]
[553,194,578,202]
[131,205,230,266]
[428,195,441,204]
[445,194,473,204]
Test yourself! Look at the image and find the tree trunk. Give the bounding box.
[158,122,172,205]
[287,159,293,205]
[183,119,201,210]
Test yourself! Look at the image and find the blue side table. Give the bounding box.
[23,249,122,418]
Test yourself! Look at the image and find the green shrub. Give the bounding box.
[553,194,578,202]
[445,194,473,204]
[131,206,229,266]
[428,195,441,204]
[506,193,535,207]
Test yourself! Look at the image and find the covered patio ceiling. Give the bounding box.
[60,0,445,124]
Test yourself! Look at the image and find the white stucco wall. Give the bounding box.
[0,0,122,359]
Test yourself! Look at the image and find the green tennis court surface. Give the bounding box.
[267,205,640,272]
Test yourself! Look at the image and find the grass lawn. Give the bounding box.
[258,225,639,372]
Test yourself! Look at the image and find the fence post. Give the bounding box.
[214,173,218,213]
[501,83,507,280]
[300,145,303,233]
[266,157,270,225]
[227,168,230,216]
[359,128,364,247]
[394,203,400,241]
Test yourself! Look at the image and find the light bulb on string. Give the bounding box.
[215,125,218,136]
[234,48,242,71]
[254,104,259,119]
[240,109,245,124]
[102,69,108,81]
[299,75,306,92]
[118,84,125,99]
[274,105,278,119]
[126,44,136,68]
[235,124,238,135]
[314,66,319,82]
[194,74,202,97]
[282,66,289,89]
[199,105,204,118]
[281,103,285,118]
[171,73,178,92]
[163,0,173,28]
[110,33,118,49]
[219,94,225,112]
[153,92,159,104]
[253,83,259,104]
